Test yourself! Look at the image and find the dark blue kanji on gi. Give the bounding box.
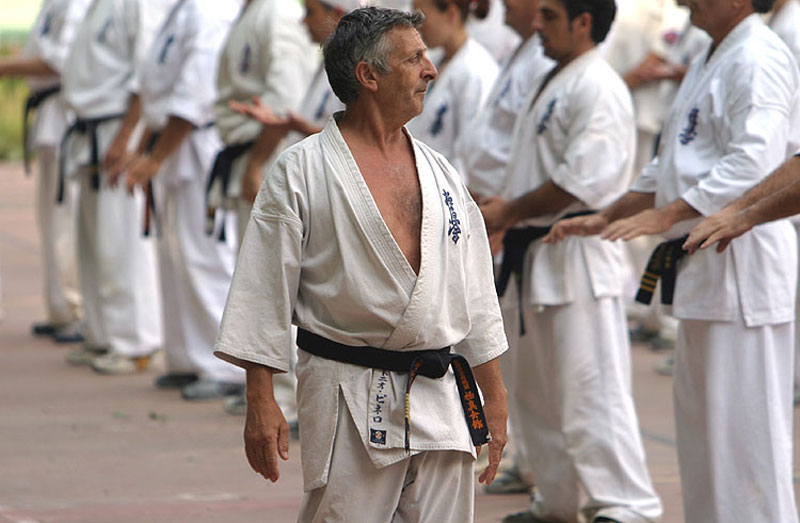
[679,107,700,145]
[430,103,449,136]
[537,98,557,135]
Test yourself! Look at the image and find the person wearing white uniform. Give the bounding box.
[220,0,356,418]
[213,8,509,522]
[60,0,163,371]
[454,0,552,495]
[480,0,662,521]
[407,0,499,168]
[113,0,243,399]
[210,0,316,243]
[466,0,521,64]
[0,0,91,343]
[549,1,800,520]
[768,0,800,404]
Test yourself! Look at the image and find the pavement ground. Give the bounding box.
[0,161,798,523]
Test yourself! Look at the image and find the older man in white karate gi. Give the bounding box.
[480,0,662,521]
[549,0,800,520]
[214,7,509,522]
[60,0,163,372]
[0,0,91,343]
[210,0,316,242]
[113,0,243,399]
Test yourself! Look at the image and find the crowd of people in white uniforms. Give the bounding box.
[2,0,800,521]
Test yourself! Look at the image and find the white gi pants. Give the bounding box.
[36,146,81,325]
[674,319,798,523]
[155,178,241,382]
[75,132,162,356]
[504,268,662,522]
[297,397,475,523]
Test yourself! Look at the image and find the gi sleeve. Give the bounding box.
[549,80,635,209]
[165,11,225,127]
[453,199,508,367]
[214,152,305,372]
[256,11,316,114]
[124,0,141,94]
[630,156,660,192]
[681,56,798,215]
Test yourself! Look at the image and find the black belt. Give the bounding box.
[205,140,255,241]
[296,328,491,452]
[57,113,125,203]
[23,85,61,175]
[635,236,688,305]
[142,132,161,238]
[495,210,595,334]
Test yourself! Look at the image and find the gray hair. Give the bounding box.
[323,7,424,105]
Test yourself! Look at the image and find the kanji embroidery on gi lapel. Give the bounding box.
[97,17,113,43]
[430,103,449,136]
[159,35,175,64]
[537,98,557,135]
[41,10,54,36]
[239,44,252,74]
[679,107,699,145]
[442,190,461,245]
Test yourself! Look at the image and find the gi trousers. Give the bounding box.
[75,134,162,357]
[503,269,662,523]
[674,319,798,523]
[36,146,81,325]
[155,178,241,382]
[297,397,475,523]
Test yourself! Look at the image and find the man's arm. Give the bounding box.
[471,358,507,486]
[543,190,655,243]
[241,123,290,203]
[684,155,800,253]
[0,56,57,78]
[480,180,578,236]
[125,115,194,193]
[105,94,142,186]
[601,197,701,241]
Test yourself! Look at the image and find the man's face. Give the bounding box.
[375,27,438,120]
[304,0,336,44]
[537,0,579,63]
[687,0,738,34]
[504,0,540,36]
[412,0,449,48]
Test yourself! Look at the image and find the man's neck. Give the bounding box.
[708,10,753,48]
[773,0,790,14]
[338,105,408,155]
[554,42,594,75]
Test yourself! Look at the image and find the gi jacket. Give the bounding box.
[215,116,508,490]
[632,15,800,326]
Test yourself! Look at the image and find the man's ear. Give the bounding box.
[355,61,380,94]
[573,11,592,39]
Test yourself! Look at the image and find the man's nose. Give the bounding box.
[423,57,438,82]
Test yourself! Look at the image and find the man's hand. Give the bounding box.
[477,396,508,486]
[601,208,673,242]
[229,96,290,128]
[683,207,754,254]
[480,197,512,236]
[125,155,162,194]
[542,213,609,244]
[244,395,290,482]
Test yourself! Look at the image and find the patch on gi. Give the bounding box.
[370,429,387,445]
[662,30,679,46]
[679,107,699,145]
[430,103,449,136]
[537,98,557,135]
[442,189,461,245]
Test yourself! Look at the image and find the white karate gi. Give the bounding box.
[407,38,498,168]
[140,0,242,382]
[501,48,662,522]
[465,0,520,64]
[62,0,163,356]
[769,0,800,390]
[214,117,507,522]
[24,0,91,328]
[630,15,800,522]
[455,35,552,198]
[212,0,316,239]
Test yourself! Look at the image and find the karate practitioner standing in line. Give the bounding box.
[0,0,91,343]
[114,0,244,399]
[214,8,509,522]
[480,0,663,521]
[60,0,163,373]
[548,0,800,520]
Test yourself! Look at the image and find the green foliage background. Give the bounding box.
[0,34,29,161]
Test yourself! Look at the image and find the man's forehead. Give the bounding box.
[387,26,426,54]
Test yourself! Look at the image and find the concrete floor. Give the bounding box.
[0,161,797,523]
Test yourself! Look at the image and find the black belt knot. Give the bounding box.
[57,113,125,203]
[23,85,61,175]
[635,235,689,306]
[296,328,491,452]
[205,140,255,242]
[495,210,595,334]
